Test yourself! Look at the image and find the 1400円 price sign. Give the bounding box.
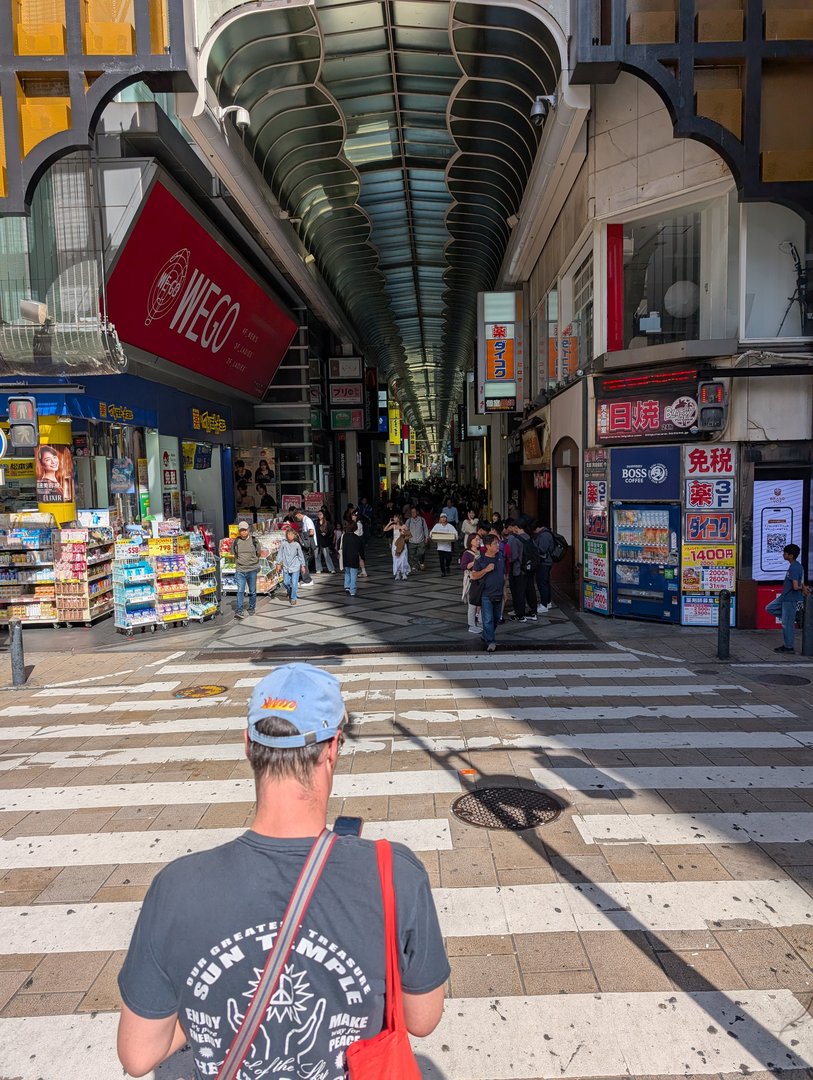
[681,544,736,566]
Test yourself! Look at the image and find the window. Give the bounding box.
[572,253,593,370]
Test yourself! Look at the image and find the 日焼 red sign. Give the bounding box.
[106,180,298,398]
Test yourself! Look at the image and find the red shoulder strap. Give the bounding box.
[375,840,404,1030]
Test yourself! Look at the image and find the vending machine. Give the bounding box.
[611,503,681,622]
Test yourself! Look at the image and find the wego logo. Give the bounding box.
[145,247,241,354]
[262,697,298,712]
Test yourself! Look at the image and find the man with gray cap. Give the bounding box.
[117,663,449,1079]
[232,521,261,619]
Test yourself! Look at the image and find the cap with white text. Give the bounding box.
[247,663,344,748]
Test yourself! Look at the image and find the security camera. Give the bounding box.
[216,105,251,130]
[530,94,557,127]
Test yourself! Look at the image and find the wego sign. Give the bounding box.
[107,181,298,398]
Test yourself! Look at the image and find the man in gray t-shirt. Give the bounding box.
[117,664,449,1080]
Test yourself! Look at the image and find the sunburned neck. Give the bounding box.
[249,779,328,838]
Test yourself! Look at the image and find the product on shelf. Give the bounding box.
[149,535,190,625]
[54,527,114,625]
[0,513,57,625]
[219,528,283,596]
[187,532,219,621]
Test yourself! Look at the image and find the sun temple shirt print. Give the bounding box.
[118,832,449,1080]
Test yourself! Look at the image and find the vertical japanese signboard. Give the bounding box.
[582,447,610,614]
[681,444,737,625]
[477,291,524,413]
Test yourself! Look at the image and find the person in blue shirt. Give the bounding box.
[766,543,809,653]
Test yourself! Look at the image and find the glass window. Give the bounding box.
[622,210,701,349]
[572,253,593,370]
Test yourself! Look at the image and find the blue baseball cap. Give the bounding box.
[247,663,345,748]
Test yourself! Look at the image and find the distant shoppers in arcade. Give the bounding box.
[314,509,336,574]
[766,544,810,653]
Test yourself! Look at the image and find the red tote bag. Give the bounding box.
[345,840,422,1080]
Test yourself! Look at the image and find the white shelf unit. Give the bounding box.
[53,527,114,626]
[0,518,56,625]
[113,556,158,635]
[187,540,219,621]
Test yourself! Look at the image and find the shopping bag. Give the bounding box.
[345,841,422,1080]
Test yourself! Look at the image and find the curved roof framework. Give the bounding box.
[208,0,561,451]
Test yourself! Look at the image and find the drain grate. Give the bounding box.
[174,684,228,699]
[756,673,811,687]
[451,786,563,831]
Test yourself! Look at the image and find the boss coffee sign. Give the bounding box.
[610,446,681,501]
[106,180,298,398]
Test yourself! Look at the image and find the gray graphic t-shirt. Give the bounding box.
[118,832,449,1080]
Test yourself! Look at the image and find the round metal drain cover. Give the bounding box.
[757,673,810,687]
[175,684,228,699]
[451,787,563,831]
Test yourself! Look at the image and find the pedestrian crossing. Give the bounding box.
[1,644,813,1079]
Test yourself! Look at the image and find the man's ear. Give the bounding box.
[244,729,250,760]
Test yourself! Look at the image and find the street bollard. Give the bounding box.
[9,618,26,687]
[717,589,731,660]
[803,594,813,657]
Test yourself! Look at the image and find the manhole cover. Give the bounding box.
[757,673,811,687]
[451,787,563,830]
[174,684,228,698]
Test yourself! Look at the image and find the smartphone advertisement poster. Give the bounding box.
[752,479,803,581]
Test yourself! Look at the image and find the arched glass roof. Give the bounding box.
[208,0,560,450]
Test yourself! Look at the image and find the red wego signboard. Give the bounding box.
[106,181,298,398]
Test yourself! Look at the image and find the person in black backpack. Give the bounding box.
[533,524,557,614]
[506,524,539,621]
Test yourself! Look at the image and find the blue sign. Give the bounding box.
[610,445,681,501]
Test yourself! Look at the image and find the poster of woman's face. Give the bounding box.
[35,444,74,504]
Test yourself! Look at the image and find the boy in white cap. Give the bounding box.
[117,663,448,1078]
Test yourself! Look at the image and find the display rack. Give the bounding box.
[53,527,114,626]
[149,536,190,627]
[0,514,57,626]
[113,550,158,635]
[187,534,219,621]
[219,529,283,596]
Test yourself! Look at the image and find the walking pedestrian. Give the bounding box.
[314,509,336,574]
[339,521,365,597]
[407,506,429,570]
[430,513,458,576]
[461,508,479,542]
[534,523,556,613]
[442,497,459,528]
[116,663,448,1080]
[275,526,307,606]
[470,532,505,652]
[460,531,482,634]
[293,508,316,586]
[231,521,260,620]
[505,524,538,621]
[384,513,411,580]
[766,543,810,653]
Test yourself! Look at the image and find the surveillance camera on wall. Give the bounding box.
[530,94,557,127]
[217,105,251,130]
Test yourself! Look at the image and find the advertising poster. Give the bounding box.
[111,457,135,495]
[584,539,609,584]
[329,383,363,406]
[681,563,736,593]
[303,492,325,514]
[330,408,365,430]
[610,445,681,501]
[35,444,74,503]
[234,447,277,511]
[282,494,302,512]
[685,477,734,510]
[682,594,736,627]
[752,479,804,581]
[596,392,698,443]
[583,581,610,614]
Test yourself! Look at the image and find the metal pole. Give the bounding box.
[717,590,731,660]
[802,594,813,657]
[9,618,26,687]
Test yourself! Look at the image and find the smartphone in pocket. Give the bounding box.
[333,816,364,837]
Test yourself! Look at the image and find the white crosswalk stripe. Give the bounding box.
[2,642,813,1080]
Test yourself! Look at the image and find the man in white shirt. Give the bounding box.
[294,508,316,586]
[442,498,459,527]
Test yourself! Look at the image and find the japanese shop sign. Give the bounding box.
[329,383,363,406]
[486,331,515,380]
[682,543,736,566]
[596,393,699,444]
[584,539,609,584]
[303,492,325,514]
[477,291,523,413]
[329,357,362,380]
[583,581,610,614]
[610,446,681,501]
[190,407,228,435]
[330,408,365,431]
[681,563,736,593]
[752,479,804,581]
[683,444,736,478]
[684,511,734,542]
[585,480,608,510]
[682,594,736,627]
[685,478,734,509]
